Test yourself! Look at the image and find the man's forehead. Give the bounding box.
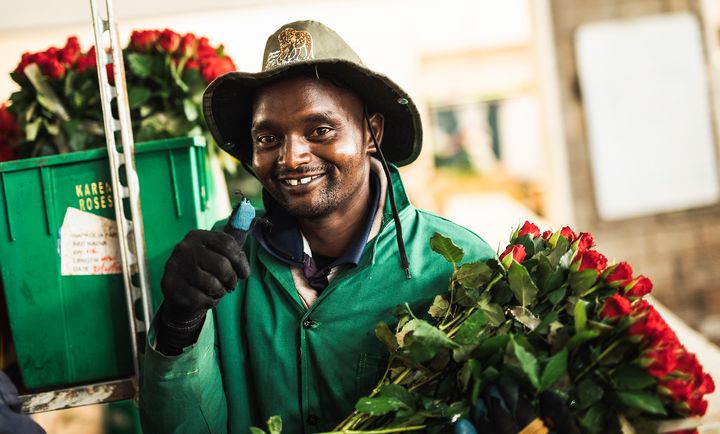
[251,75,364,120]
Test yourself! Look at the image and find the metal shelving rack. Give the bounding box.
[19,0,152,414]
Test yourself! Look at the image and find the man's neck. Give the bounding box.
[299,182,371,258]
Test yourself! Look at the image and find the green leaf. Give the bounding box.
[427,295,450,319]
[576,379,603,410]
[267,415,282,434]
[567,329,600,350]
[127,52,153,78]
[546,286,567,305]
[355,395,409,416]
[249,427,267,434]
[24,64,70,121]
[454,310,488,345]
[574,300,588,332]
[404,320,459,363]
[455,261,493,289]
[379,384,416,408]
[509,306,540,331]
[473,335,509,362]
[478,293,506,326]
[546,236,569,268]
[25,118,42,142]
[375,321,399,352]
[183,98,199,122]
[534,310,559,333]
[616,391,667,415]
[508,263,539,307]
[511,336,539,389]
[580,405,605,434]
[611,364,656,390]
[430,233,464,264]
[128,86,152,110]
[540,349,568,391]
[569,269,598,294]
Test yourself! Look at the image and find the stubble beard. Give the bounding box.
[270,159,367,219]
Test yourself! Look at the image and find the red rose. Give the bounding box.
[574,250,607,273]
[645,346,678,378]
[541,230,552,241]
[106,63,115,85]
[59,36,81,65]
[158,29,181,54]
[560,226,576,242]
[130,30,160,51]
[500,244,526,267]
[200,56,236,82]
[625,276,652,298]
[688,397,708,416]
[14,52,36,75]
[185,58,200,70]
[630,305,677,347]
[699,372,715,395]
[517,221,540,239]
[605,262,633,286]
[35,52,65,79]
[600,294,632,319]
[179,33,197,57]
[76,47,97,73]
[661,379,692,402]
[197,37,216,58]
[575,232,595,253]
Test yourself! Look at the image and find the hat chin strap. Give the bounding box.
[364,106,412,280]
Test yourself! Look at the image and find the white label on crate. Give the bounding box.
[60,207,122,275]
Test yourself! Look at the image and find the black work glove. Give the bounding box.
[455,377,580,434]
[0,371,45,434]
[156,229,249,355]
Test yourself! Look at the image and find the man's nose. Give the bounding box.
[278,136,311,169]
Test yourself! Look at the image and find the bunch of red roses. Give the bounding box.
[333,221,715,433]
[0,104,20,162]
[501,221,715,433]
[127,29,235,83]
[2,29,236,160]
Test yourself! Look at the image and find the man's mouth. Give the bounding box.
[281,173,324,186]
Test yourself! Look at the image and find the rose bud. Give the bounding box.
[573,250,607,273]
[500,244,526,269]
[604,262,633,287]
[600,293,632,320]
[573,232,595,254]
[516,221,540,239]
[625,275,652,298]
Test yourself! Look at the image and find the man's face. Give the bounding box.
[250,76,379,218]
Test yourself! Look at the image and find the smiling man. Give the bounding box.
[139,21,495,434]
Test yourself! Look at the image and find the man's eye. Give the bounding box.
[256,135,279,145]
[311,127,332,137]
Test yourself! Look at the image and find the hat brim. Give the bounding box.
[202,60,422,169]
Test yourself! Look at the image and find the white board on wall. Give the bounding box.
[575,12,719,221]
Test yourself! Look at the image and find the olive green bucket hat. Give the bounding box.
[202,20,422,169]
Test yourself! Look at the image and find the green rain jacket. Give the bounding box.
[139,166,495,434]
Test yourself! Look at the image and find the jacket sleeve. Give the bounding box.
[139,310,228,434]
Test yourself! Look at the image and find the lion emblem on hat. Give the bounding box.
[266,28,314,69]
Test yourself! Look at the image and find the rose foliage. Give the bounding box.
[1,30,235,160]
[314,222,715,434]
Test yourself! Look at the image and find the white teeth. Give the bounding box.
[283,174,322,186]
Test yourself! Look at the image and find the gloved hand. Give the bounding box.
[160,229,250,321]
[454,377,580,434]
[157,199,255,355]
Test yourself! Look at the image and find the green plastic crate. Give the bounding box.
[0,136,216,390]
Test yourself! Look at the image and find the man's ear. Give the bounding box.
[365,113,384,154]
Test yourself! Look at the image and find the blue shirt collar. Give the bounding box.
[253,170,381,271]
